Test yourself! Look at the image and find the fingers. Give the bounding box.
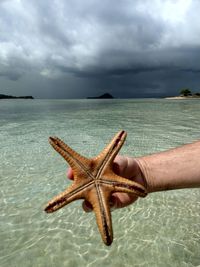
[81,192,138,213]
[82,196,118,213]
[111,192,138,209]
[113,155,128,176]
[113,155,141,179]
[82,199,113,213]
[67,155,140,213]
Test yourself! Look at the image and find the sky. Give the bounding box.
[0,0,200,98]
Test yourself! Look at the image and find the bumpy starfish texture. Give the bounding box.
[44,130,147,246]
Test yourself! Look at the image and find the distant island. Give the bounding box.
[87,93,114,99]
[0,94,34,99]
[165,88,200,99]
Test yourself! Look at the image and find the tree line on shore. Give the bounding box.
[180,88,200,97]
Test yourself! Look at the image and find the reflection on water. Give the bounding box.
[0,99,200,267]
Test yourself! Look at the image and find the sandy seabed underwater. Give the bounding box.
[0,99,200,267]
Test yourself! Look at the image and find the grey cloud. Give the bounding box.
[0,0,200,97]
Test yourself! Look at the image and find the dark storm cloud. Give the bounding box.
[0,0,200,97]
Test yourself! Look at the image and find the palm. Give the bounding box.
[67,155,145,211]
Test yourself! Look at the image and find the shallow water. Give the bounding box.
[0,99,200,267]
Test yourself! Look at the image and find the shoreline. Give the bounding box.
[165,96,200,100]
[0,93,34,99]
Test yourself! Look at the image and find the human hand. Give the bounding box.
[67,155,146,212]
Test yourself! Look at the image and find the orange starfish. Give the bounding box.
[44,130,147,245]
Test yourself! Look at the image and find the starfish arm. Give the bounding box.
[86,185,113,246]
[93,130,127,178]
[101,173,147,197]
[44,181,93,213]
[49,137,92,180]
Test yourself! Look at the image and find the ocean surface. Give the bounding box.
[0,99,200,267]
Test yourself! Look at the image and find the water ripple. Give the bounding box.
[0,99,200,267]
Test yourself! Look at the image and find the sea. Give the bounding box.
[0,99,200,267]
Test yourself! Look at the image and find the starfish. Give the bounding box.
[44,130,147,246]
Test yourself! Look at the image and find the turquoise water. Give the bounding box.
[0,99,200,267]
